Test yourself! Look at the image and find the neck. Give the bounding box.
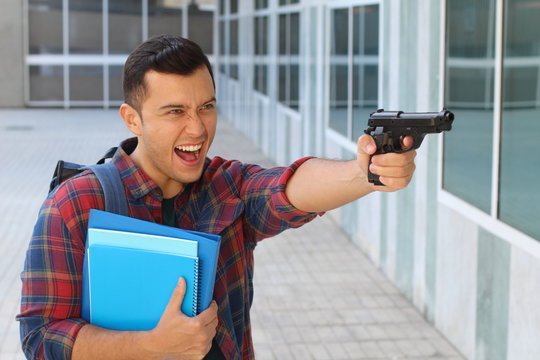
[130,145,185,199]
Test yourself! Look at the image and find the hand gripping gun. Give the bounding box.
[364,109,454,186]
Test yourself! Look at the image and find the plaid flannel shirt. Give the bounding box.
[17,138,319,360]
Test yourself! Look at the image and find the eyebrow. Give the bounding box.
[158,97,217,111]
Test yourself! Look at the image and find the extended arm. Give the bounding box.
[285,134,416,213]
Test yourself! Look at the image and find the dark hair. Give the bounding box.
[123,35,215,111]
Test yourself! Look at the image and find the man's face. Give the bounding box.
[123,66,217,196]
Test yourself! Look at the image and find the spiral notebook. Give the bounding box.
[82,209,221,331]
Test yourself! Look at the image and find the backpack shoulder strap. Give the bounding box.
[88,162,129,216]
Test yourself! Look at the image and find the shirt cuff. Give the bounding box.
[270,156,324,226]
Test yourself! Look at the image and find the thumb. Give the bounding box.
[163,277,187,318]
[357,134,377,158]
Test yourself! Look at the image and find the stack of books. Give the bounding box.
[81,209,221,331]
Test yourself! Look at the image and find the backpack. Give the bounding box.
[49,147,128,216]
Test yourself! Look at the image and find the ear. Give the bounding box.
[120,103,143,137]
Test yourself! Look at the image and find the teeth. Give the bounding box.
[176,144,202,152]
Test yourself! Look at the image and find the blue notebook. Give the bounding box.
[88,244,199,331]
[82,209,221,330]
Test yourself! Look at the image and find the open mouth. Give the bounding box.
[174,143,203,163]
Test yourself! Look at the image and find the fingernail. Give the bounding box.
[178,277,184,286]
[367,145,376,153]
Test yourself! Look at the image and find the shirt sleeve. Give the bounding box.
[241,156,323,242]
[17,176,99,360]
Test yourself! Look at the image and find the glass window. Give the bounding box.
[188,5,214,54]
[279,14,288,55]
[254,64,268,95]
[254,16,268,56]
[219,0,225,15]
[109,0,142,54]
[230,19,238,56]
[149,2,182,38]
[230,19,238,80]
[254,16,269,95]
[352,5,379,140]
[29,65,63,101]
[109,65,124,102]
[28,0,63,54]
[219,20,227,56]
[499,0,540,239]
[255,0,268,10]
[278,12,300,109]
[290,13,300,55]
[443,0,496,213]
[69,0,102,54]
[330,9,349,135]
[230,0,238,14]
[69,66,103,102]
[329,6,379,140]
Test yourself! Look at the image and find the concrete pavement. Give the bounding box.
[0,109,464,359]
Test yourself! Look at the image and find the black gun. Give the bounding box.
[364,109,454,186]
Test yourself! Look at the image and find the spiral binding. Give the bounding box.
[192,258,200,317]
[196,259,203,315]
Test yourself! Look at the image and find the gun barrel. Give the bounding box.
[368,109,454,131]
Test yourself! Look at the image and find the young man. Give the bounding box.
[18,35,416,360]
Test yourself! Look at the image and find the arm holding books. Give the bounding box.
[73,278,218,360]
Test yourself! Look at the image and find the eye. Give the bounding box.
[201,103,215,111]
[169,109,184,115]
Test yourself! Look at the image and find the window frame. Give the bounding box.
[438,0,540,255]
[24,0,213,108]
[325,0,382,152]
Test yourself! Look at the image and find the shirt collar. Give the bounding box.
[112,137,162,200]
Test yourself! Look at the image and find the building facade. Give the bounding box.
[0,0,213,108]
[215,0,540,359]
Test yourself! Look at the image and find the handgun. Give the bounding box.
[364,109,454,186]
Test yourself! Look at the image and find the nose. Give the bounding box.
[184,110,206,138]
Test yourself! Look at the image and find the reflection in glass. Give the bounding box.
[443,0,496,213]
[69,0,102,54]
[109,0,142,54]
[70,66,103,102]
[499,0,540,240]
[29,65,63,101]
[149,1,182,38]
[28,0,63,54]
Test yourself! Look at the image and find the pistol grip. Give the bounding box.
[368,155,384,186]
